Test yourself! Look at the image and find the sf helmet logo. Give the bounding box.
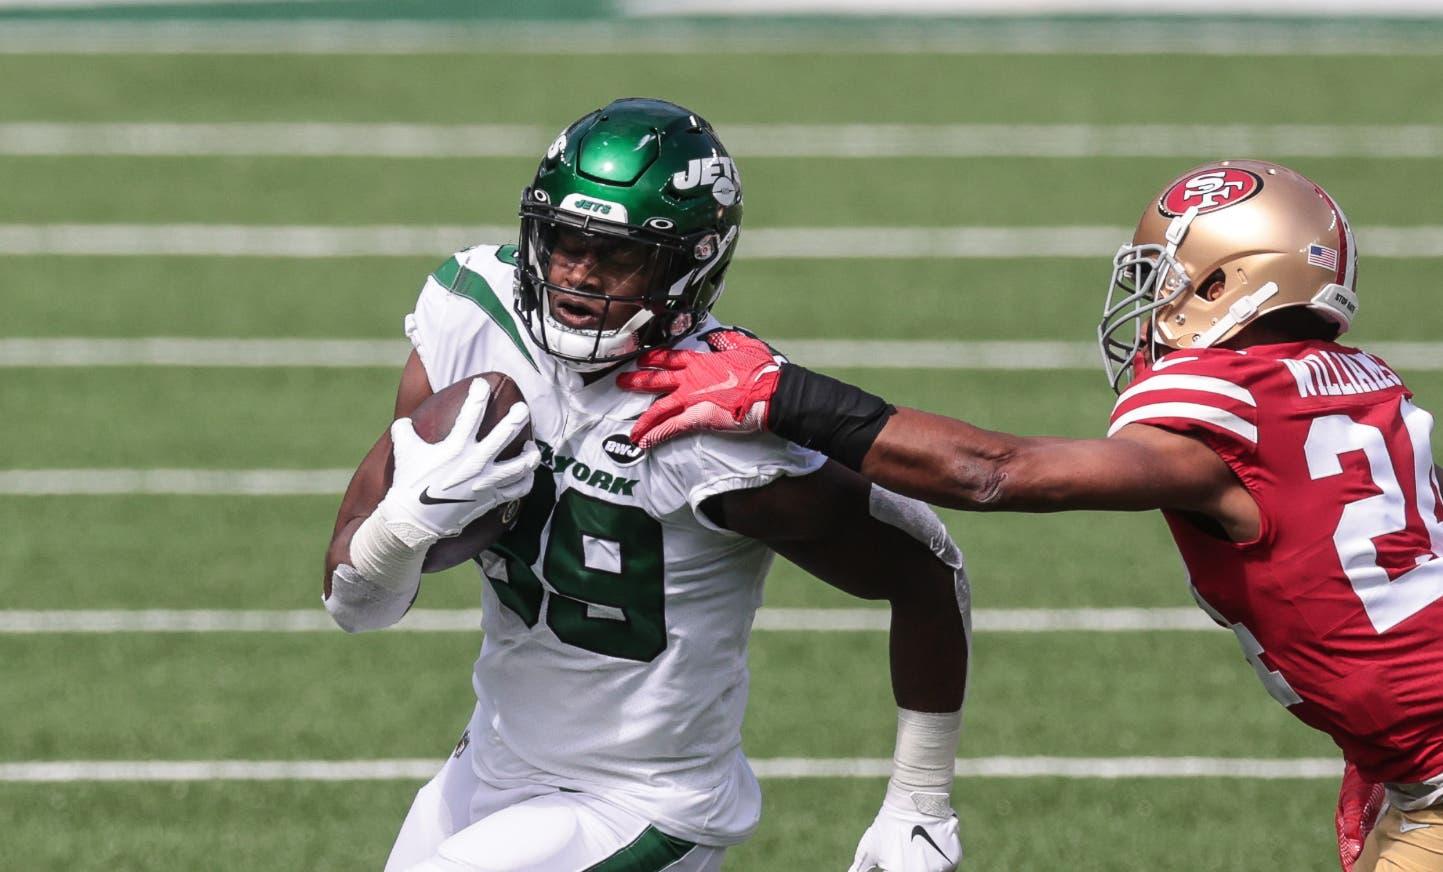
[1159,168,1263,216]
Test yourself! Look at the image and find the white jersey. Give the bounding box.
[404,243,825,846]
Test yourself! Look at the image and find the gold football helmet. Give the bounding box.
[1098,159,1359,391]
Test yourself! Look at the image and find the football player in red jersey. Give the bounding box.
[618,160,1443,871]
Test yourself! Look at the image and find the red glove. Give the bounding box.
[617,330,782,449]
[1336,760,1386,872]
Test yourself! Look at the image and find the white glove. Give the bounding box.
[849,783,962,872]
[378,378,540,541]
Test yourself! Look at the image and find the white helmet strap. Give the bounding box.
[1164,205,1199,249]
[1192,281,1280,348]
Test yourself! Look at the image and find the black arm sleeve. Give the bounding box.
[766,364,896,471]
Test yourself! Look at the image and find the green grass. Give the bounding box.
[745,778,1338,872]
[2,367,1435,619]
[3,256,434,338]
[9,155,1443,227]
[0,42,1431,872]
[0,781,420,872]
[6,255,1443,342]
[0,367,399,468]
[0,495,1181,610]
[11,367,1127,469]
[3,54,1442,124]
[12,367,1441,470]
[0,631,1327,761]
[0,777,1338,872]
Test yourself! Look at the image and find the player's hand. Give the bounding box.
[617,330,782,448]
[848,789,962,872]
[1336,760,1385,872]
[379,379,540,540]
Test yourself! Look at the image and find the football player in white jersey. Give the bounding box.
[322,98,972,872]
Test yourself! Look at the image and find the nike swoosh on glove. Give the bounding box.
[1336,760,1386,872]
[849,792,962,872]
[616,330,782,449]
[379,378,540,541]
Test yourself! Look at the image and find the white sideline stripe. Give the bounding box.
[0,469,352,495]
[0,608,1219,633]
[0,21,1440,55]
[9,224,1443,258]
[0,757,1341,783]
[15,122,1443,158]
[3,339,1441,372]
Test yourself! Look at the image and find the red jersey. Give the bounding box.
[1109,340,1443,784]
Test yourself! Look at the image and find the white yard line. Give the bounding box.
[624,0,1443,14]
[3,338,1441,371]
[6,224,1443,258]
[0,338,417,368]
[0,756,1340,782]
[0,224,517,257]
[0,0,335,7]
[11,122,1443,158]
[754,756,1343,779]
[3,0,1434,11]
[0,607,1219,633]
[0,469,352,495]
[0,20,1438,55]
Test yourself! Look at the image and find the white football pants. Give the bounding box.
[384,729,726,872]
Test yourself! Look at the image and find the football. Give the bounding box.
[401,372,531,573]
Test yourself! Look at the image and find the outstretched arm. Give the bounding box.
[860,407,1245,521]
[706,461,969,871]
[620,331,1254,539]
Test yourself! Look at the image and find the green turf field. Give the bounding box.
[4,15,1442,871]
[0,778,1338,871]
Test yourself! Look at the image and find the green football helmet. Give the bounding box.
[514,98,743,370]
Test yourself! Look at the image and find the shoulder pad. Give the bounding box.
[1109,348,1263,447]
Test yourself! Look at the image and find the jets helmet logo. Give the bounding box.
[546,131,567,160]
[671,156,741,206]
[1159,168,1263,216]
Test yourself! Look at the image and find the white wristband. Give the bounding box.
[348,506,432,589]
[885,707,962,817]
[324,563,419,633]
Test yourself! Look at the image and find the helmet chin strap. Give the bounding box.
[542,306,655,371]
[1191,281,1280,348]
[1164,205,1199,249]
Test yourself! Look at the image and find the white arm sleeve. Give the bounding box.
[868,483,972,638]
[324,562,420,634]
[323,509,430,633]
[868,485,971,817]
